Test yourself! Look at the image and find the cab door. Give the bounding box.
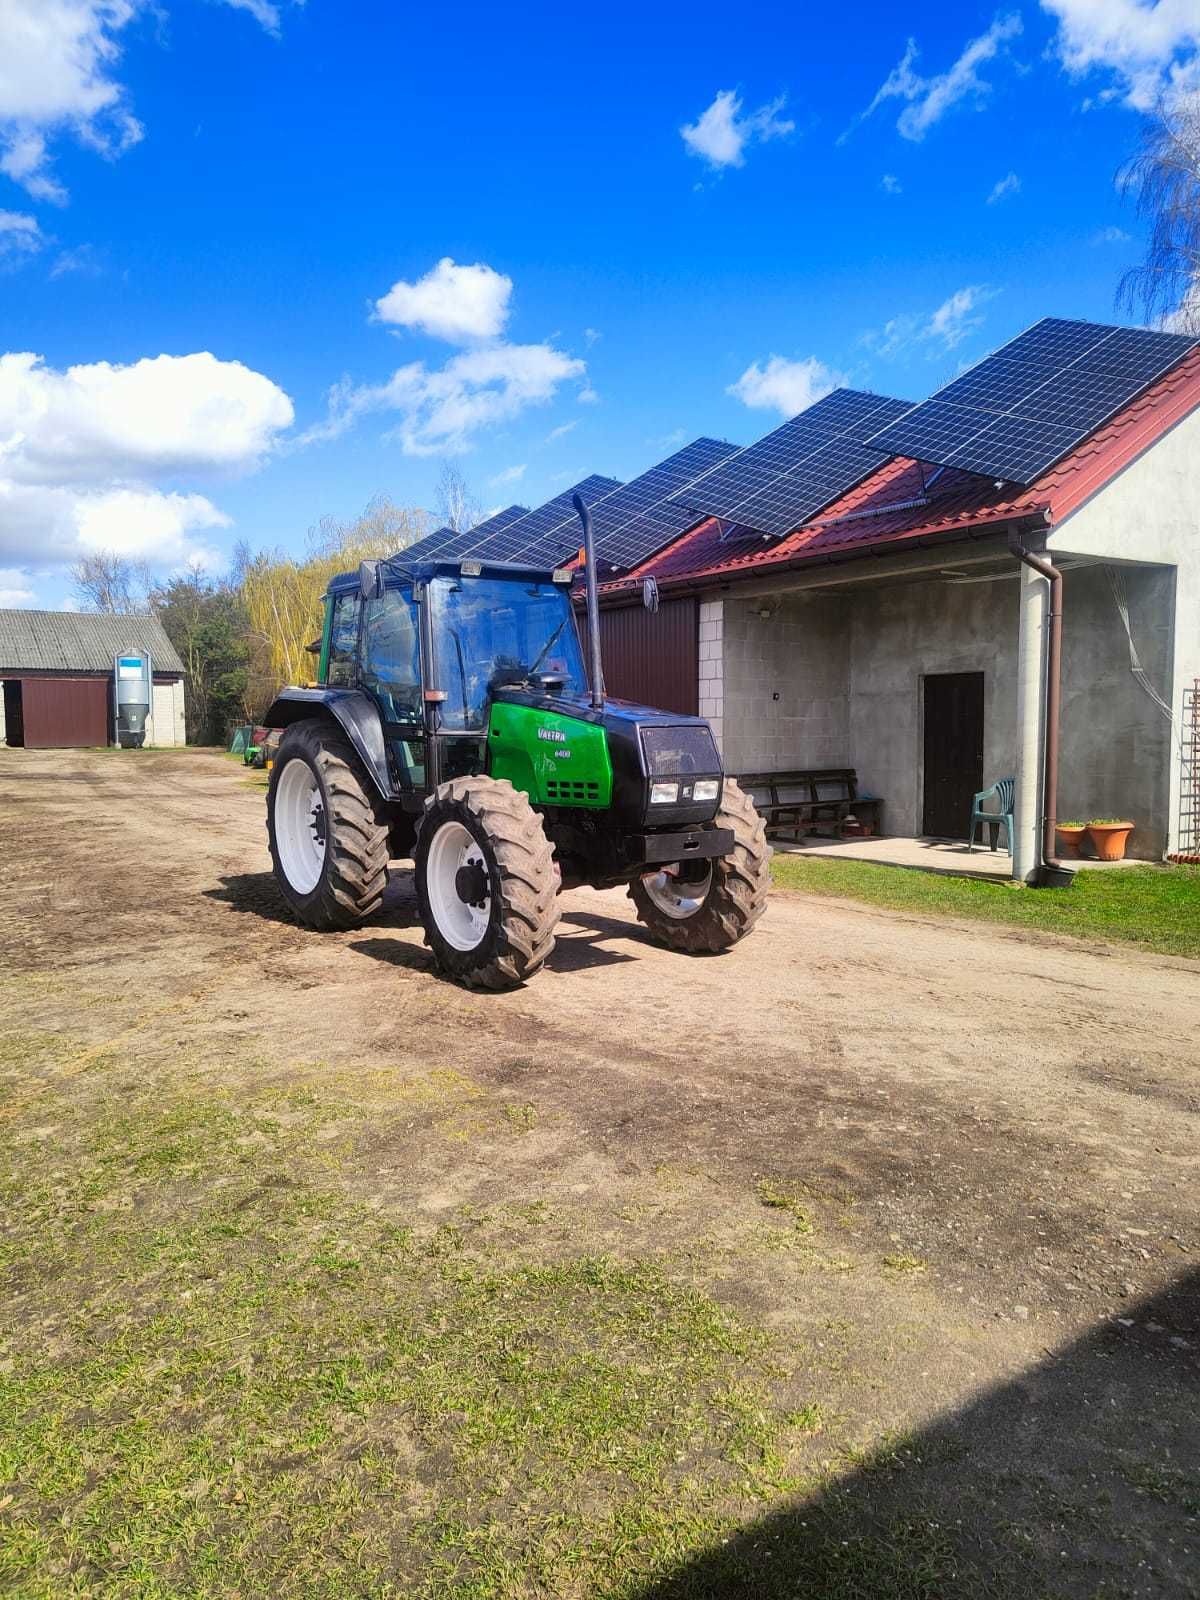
[359,584,426,793]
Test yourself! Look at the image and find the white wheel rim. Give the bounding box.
[276,758,327,895]
[426,820,493,951]
[642,862,712,920]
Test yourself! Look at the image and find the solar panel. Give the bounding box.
[398,503,530,564]
[866,317,1200,486]
[670,390,912,538]
[489,437,740,573]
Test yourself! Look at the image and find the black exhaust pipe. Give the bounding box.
[573,493,605,711]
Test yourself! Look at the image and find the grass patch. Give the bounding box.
[770,856,1200,959]
[754,1179,815,1234]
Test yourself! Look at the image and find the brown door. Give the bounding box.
[922,672,984,839]
[597,598,698,715]
[20,677,111,748]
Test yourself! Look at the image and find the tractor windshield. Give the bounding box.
[429,576,587,730]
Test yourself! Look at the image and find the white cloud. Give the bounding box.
[544,420,577,442]
[0,351,293,484]
[48,242,101,277]
[0,0,146,203]
[1041,0,1200,109]
[218,0,289,33]
[851,15,1023,142]
[374,257,513,344]
[306,343,585,457]
[0,207,42,259]
[881,172,903,193]
[489,463,526,487]
[0,347,293,571]
[728,354,841,416]
[577,383,599,404]
[0,564,35,605]
[583,327,601,347]
[681,88,794,169]
[987,171,1022,203]
[1092,223,1132,242]
[865,285,998,357]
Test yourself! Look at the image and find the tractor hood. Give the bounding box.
[491,687,724,828]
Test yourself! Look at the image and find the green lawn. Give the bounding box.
[769,856,1200,960]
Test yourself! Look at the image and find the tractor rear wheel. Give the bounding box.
[266,717,389,929]
[415,776,559,989]
[628,778,770,954]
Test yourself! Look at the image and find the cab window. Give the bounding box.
[327,593,359,687]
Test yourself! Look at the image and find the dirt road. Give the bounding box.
[2,746,1198,1597]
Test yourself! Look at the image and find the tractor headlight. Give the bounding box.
[650,782,679,804]
[692,779,719,802]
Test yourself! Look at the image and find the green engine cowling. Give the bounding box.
[486,701,613,808]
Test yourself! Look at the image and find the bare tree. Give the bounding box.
[1118,95,1200,333]
[307,493,432,561]
[71,551,152,613]
[435,461,480,533]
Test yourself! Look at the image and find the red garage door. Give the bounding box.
[597,598,698,715]
[20,677,110,748]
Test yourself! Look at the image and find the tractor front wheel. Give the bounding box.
[628,778,770,954]
[415,776,559,989]
[266,717,390,929]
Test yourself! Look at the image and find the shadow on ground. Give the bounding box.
[205,871,422,930]
[629,1270,1199,1599]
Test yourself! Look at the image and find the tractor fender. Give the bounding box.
[262,687,392,799]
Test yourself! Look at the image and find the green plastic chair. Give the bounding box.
[968,776,1015,853]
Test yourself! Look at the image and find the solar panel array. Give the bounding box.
[670,390,913,538]
[399,502,533,565]
[866,317,1200,485]
[407,438,742,577]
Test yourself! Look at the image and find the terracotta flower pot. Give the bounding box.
[1086,822,1133,862]
[1055,825,1086,859]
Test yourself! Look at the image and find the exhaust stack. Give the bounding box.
[573,493,605,711]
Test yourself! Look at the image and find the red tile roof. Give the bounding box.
[602,349,1200,597]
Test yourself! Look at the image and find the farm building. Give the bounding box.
[0,611,186,749]
[596,346,1200,873]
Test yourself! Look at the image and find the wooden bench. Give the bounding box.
[738,768,884,841]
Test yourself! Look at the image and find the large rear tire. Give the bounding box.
[414,776,559,989]
[628,778,770,954]
[266,717,389,929]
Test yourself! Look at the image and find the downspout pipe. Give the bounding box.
[573,494,605,710]
[1008,532,1074,888]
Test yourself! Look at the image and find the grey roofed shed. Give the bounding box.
[0,610,184,675]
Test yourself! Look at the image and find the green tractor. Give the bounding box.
[262,499,769,988]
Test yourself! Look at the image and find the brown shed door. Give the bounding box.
[597,599,698,716]
[922,672,984,839]
[20,677,110,748]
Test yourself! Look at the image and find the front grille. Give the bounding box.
[545,779,601,802]
[641,725,720,777]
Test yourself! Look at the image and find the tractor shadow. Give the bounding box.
[625,1268,1200,1600]
[205,871,422,931]
[208,875,645,977]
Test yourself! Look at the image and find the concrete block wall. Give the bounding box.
[847,575,1021,839]
[719,592,851,774]
[697,600,723,751]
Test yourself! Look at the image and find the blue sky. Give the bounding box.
[2,0,1198,609]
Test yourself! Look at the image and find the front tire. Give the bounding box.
[266,718,390,929]
[415,776,559,989]
[628,778,770,953]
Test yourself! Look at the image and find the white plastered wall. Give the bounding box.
[150,679,187,747]
[1047,406,1200,853]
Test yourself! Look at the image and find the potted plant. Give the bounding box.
[1055,820,1087,858]
[1086,818,1134,861]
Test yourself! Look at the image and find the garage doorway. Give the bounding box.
[922,672,984,839]
[3,680,24,747]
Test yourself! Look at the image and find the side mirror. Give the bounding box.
[359,560,384,600]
